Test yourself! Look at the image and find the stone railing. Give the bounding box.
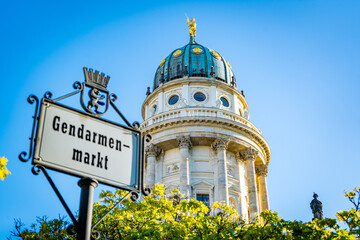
[141,107,261,134]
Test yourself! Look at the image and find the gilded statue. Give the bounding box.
[185,14,196,38]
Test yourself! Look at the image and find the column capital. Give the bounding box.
[239,147,258,161]
[211,138,229,151]
[177,135,192,149]
[145,143,161,157]
[255,164,268,177]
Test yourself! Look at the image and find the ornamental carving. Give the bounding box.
[255,164,268,177]
[239,147,258,161]
[177,135,192,149]
[211,138,229,151]
[167,164,180,174]
[227,166,234,176]
[145,143,161,157]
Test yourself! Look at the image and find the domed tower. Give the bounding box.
[141,18,271,221]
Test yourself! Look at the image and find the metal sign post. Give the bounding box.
[19,68,151,240]
[78,178,98,240]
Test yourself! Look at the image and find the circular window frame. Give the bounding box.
[191,89,209,105]
[151,104,158,114]
[148,101,158,116]
[219,96,230,108]
[193,92,207,102]
[166,92,182,108]
[168,95,179,105]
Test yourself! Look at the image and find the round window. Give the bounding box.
[168,95,179,105]
[220,97,229,107]
[152,105,157,113]
[194,92,206,102]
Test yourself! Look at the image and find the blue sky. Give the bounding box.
[1,0,360,237]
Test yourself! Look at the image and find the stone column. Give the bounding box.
[145,143,161,188]
[177,135,192,198]
[239,147,259,222]
[256,164,270,212]
[236,156,247,220]
[212,138,229,205]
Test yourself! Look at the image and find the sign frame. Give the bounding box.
[19,68,152,238]
[19,68,151,196]
[33,98,141,191]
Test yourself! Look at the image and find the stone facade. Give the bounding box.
[140,76,271,222]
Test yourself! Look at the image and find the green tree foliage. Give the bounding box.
[336,187,360,237]
[9,185,359,240]
[9,216,73,240]
[0,156,11,180]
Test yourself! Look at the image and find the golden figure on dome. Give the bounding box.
[185,14,196,38]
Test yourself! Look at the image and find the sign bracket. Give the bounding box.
[32,164,78,228]
[19,95,40,163]
[19,67,152,239]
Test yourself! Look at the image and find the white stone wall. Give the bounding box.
[142,77,270,221]
[143,78,248,120]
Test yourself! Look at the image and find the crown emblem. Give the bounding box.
[83,67,110,91]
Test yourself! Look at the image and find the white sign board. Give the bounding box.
[34,100,140,189]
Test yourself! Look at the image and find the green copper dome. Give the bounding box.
[153,37,236,90]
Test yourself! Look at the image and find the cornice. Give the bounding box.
[141,116,271,165]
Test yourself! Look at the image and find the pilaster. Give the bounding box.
[236,156,248,220]
[145,143,161,187]
[256,164,270,212]
[212,138,229,205]
[177,135,192,198]
[239,147,259,222]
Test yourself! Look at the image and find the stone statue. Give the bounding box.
[185,14,196,38]
[310,192,323,220]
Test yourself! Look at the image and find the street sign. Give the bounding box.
[34,99,140,189]
[20,68,151,239]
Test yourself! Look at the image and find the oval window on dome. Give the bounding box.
[212,51,221,59]
[168,95,179,105]
[159,58,165,66]
[192,47,203,54]
[173,50,182,57]
[220,97,229,107]
[194,92,206,102]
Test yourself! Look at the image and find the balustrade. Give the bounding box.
[141,107,261,134]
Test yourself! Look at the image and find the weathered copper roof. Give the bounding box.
[153,37,236,90]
